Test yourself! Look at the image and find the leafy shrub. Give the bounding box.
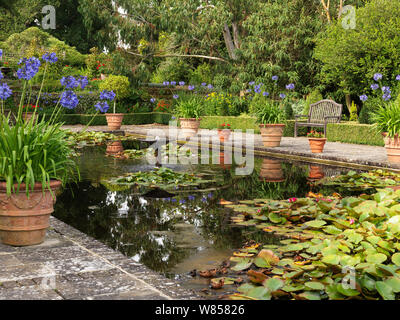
[349,101,358,122]
[98,75,130,100]
[151,58,190,84]
[359,96,385,124]
[255,99,286,124]
[291,99,306,116]
[173,93,205,119]
[189,63,214,85]
[303,89,323,115]
[372,101,400,137]
[203,91,232,116]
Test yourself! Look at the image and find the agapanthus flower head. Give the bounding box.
[272,75,278,81]
[396,75,400,81]
[286,83,295,90]
[0,49,2,58]
[42,52,58,64]
[246,89,252,93]
[188,85,195,91]
[173,94,179,99]
[254,87,262,94]
[207,84,213,89]
[263,91,269,97]
[201,82,207,86]
[77,76,88,90]
[150,98,156,103]
[95,101,110,113]
[60,90,79,109]
[373,73,383,81]
[100,90,116,101]
[0,83,12,100]
[249,81,255,86]
[360,94,368,102]
[0,70,3,80]
[60,76,79,89]
[17,57,41,80]
[279,93,286,99]
[179,81,185,86]
[163,81,170,86]
[382,86,391,94]
[371,83,379,90]
[170,81,176,86]
[383,93,392,101]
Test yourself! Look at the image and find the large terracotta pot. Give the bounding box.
[179,118,201,139]
[219,152,232,170]
[0,180,62,246]
[218,129,231,143]
[308,138,327,153]
[106,113,124,131]
[259,159,284,182]
[308,165,325,181]
[382,133,400,165]
[106,141,124,155]
[259,124,285,147]
[23,112,38,123]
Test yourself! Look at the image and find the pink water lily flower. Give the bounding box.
[349,218,355,225]
[288,197,297,203]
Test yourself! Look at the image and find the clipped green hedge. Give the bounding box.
[57,112,173,126]
[326,122,384,147]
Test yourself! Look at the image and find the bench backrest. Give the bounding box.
[309,99,342,123]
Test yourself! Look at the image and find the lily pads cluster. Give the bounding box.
[221,187,400,300]
[102,167,221,191]
[65,130,126,146]
[315,170,400,191]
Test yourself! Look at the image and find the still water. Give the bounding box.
[53,140,353,294]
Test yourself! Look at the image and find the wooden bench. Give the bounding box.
[294,99,342,137]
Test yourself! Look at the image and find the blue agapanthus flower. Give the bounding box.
[170,81,176,86]
[0,70,3,80]
[95,101,110,113]
[188,195,195,201]
[382,86,391,94]
[201,82,207,86]
[163,81,170,86]
[188,85,195,91]
[60,76,79,89]
[373,73,383,81]
[371,83,379,90]
[78,76,89,90]
[60,90,79,109]
[0,49,2,58]
[17,57,41,80]
[286,83,295,90]
[179,81,185,86]
[383,93,392,101]
[0,83,12,100]
[150,98,156,103]
[100,90,116,101]
[249,81,255,86]
[173,94,179,99]
[254,87,262,94]
[396,75,400,81]
[42,52,58,64]
[207,84,213,89]
[272,75,279,81]
[359,94,368,102]
[263,92,269,97]
[279,93,286,99]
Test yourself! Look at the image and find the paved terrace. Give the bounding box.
[63,124,394,171]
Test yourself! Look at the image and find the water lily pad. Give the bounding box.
[304,281,325,291]
[263,278,284,292]
[391,253,400,266]
[376,281,395,300]
[231,258,253,271]
[366,253,387,264]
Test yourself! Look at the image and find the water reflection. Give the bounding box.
[259,158,284,182]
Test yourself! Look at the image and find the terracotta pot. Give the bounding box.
[382,133,400,165]
[218,129,231,143]
[106,113,124,131]
[179,118,201,139]
[106,141,124,155]
[219,152,232,170]
[308,138,327,153]
[0,180,62,246]
[259,124,285,147]
[22,112,37,123]
[259,159,284,182]
[308,165,325,181]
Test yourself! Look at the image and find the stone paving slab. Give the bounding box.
[0,217,201,300]
[62,124,394,170]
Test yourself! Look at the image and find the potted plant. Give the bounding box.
[99,75,130,131]
[0,52,78,246]
[173,94,205,137]
[217,123,232,142]
[255,99,286,147]
[307,130,327,153]
[373,103,400,164]
[22,104,39,122]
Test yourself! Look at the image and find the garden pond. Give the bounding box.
[53,137,391,299]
